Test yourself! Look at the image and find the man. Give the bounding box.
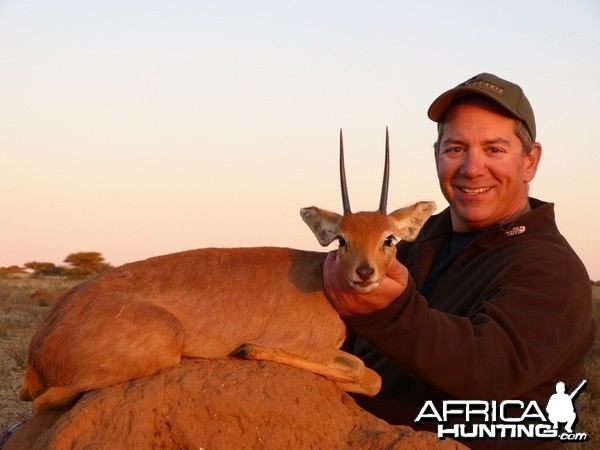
[323,73,595,449]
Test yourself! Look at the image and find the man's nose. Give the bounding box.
[459,150,486,177]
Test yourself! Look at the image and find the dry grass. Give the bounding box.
[568,284,600,448]
[0,277,80,432]
[0,278,598,447]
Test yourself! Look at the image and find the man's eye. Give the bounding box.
[444,146,463,153]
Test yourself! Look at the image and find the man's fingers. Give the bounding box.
[386,258,408,282]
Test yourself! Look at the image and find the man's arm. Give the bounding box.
[323,246,595,400]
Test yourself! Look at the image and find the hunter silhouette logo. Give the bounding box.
[546,380,586,434]
[415,379,589,442]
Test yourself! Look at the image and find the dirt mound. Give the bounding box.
[4,359,465,449]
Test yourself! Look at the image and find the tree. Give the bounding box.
[0,265,26,278]
[24,262,65,277]
[63,252,111,279]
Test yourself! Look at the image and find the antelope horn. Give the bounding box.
[379,127,390,213]
[339,129,351,215]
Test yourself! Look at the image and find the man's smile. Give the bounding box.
[456,186,492,195]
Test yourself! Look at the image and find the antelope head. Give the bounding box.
[301,128,436,293]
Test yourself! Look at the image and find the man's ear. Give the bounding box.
[300,207,343,246]
[434,144,441,171]
[388,201,436,242]
[524,143,542,183]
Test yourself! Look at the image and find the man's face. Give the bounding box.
[435,98,541,232]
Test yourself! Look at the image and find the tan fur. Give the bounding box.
[20,202,435,411]
[302,202,436,293]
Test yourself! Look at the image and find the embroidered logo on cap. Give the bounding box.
[463,79,504,95]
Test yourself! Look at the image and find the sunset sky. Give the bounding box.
[1,1,599,279]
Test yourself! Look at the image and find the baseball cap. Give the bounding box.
[427,73,536,140]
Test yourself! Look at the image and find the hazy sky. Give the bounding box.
[1,1,599,279]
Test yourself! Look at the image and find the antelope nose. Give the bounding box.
[356,264,374,281]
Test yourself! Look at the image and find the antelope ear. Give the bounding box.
[389,201,436,242]
[300,207,343,246]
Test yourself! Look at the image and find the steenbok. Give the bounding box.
[20,129,435,410]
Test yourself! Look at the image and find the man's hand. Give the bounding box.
[323,251,409,317]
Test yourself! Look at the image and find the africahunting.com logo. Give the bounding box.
[415,380,589,443]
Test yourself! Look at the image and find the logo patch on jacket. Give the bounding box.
[506,226,526,237]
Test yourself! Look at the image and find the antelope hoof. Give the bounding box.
[230,344,252,359]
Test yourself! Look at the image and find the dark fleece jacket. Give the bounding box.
[344,198,595,449]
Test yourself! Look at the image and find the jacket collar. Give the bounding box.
[420,197,558,248]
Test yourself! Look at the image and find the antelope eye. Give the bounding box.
[384,235,396,247]
[337,237,347,247]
